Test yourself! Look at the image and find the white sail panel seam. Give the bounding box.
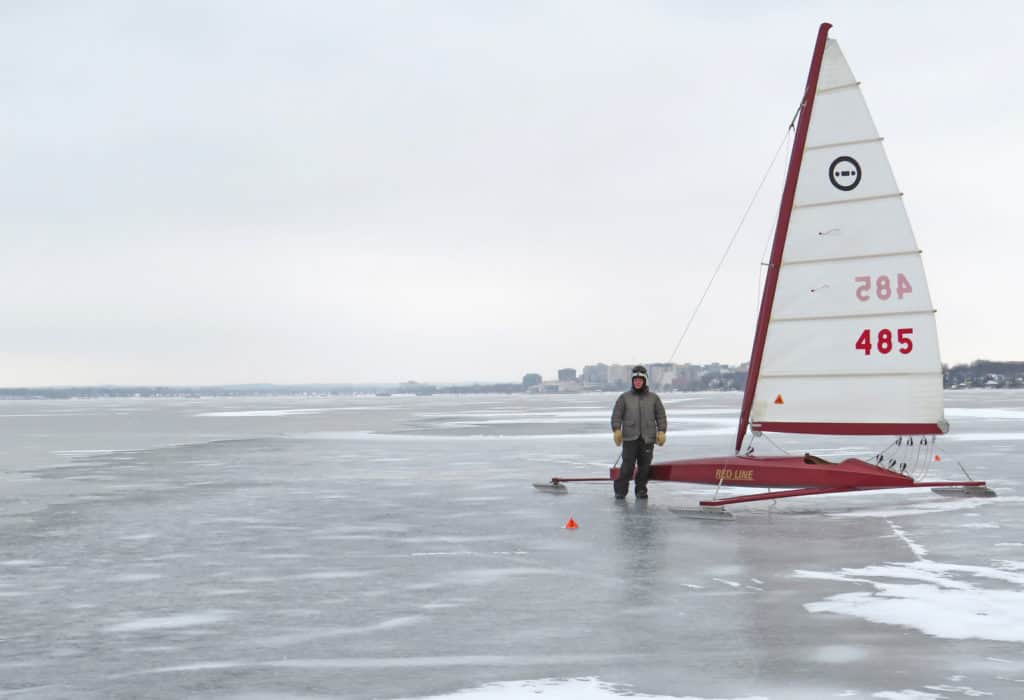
[817,81,860,94]
[783,250,922,266]
[759,370,941,378]
[794,192,902,209]
[771,309,936,322]
[805,137,883,152]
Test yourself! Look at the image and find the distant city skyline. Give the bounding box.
[2,358,1020,395]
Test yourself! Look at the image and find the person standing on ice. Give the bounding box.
[611,365,667,500]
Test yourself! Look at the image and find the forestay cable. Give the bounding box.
[667,117,798,364]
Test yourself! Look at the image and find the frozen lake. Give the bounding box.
[1,390,1022,699]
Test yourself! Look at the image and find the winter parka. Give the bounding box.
[611,387,667,444]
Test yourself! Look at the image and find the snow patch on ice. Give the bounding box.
[396,677,768,699]
[888,520,927,559]
[923,684,993,697]
[795,557,1024,642]
[945,407,1024,420]
[944,431,1024,442]
[104,612,231,632]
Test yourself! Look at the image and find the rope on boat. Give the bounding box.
[870,435,943,481]
[744,430,794,457]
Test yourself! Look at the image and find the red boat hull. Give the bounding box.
[611,455,915,490]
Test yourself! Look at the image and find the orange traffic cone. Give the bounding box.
[564,517,579,530]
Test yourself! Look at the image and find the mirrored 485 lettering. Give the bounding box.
[854,273,912,301]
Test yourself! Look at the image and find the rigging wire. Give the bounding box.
[666,122,798,363]
[912,436,926,479]
[923,435,936,478]
[747,430,794,457]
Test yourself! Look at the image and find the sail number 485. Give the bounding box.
[856,328,913,355]
[855,274,912,301]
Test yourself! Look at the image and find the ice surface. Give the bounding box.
[395,677,769,699]
[944,431,1024,441]
[104,612,233,632]
[1,390,1022,699]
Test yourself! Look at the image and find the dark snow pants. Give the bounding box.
[614,438,654,497]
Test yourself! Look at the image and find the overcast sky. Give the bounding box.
[3,1,1021,385]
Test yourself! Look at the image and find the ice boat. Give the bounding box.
[540,23,993,512]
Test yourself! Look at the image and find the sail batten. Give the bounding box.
[772,309,935,323]
[760,370,940,379]
[794,192,903,210]
[740,28,947,444]
[784,249,922,266]
[805,137,883,151]
[818,82,860,94]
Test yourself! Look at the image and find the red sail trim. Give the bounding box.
[735,21,834,454]
[753,421,945,436]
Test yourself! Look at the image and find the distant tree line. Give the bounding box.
[944,360,1024,388]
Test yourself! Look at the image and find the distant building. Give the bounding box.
[607,364,631,389]
[557,368,577,381]
[582,363,609,386]
[522,373,542,388]
[672,364,701,391]
[648,363,676,390]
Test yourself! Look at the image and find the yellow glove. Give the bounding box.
[655,431,666,447]
[613,429,623,447]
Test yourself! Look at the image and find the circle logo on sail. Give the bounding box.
[828,156,861,191]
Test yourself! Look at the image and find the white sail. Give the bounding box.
[749,38,947,435]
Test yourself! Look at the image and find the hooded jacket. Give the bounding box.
[611,385,667,444]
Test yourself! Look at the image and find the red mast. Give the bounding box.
[734,22,833,454]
